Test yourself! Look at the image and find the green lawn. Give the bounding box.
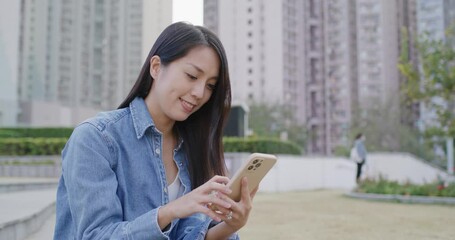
[239,190,455,240]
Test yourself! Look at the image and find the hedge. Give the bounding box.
[0,138,67,156]
[0,128,74,138]
[223,137,302,155]
[0,135,302,156]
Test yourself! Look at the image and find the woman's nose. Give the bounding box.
[191,81,205,99]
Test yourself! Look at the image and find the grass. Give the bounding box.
[238,190,455,240]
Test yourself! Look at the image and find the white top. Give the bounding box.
[167,174,184,201]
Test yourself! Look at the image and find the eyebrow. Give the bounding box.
[187,63,204,73]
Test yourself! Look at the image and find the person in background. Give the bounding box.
[54,22,256,240]
[352,133,367,182]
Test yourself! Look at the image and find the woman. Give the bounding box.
[352,133,367,182]
[54,22,255,240]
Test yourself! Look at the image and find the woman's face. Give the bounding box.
[149,45,220,122]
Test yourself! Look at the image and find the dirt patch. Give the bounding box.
[239,190,455,240]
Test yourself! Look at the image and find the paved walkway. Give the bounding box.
[24,214,55,240]
[0,189,56,227]
[0,178,57,240]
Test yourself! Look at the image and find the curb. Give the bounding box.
[345,192,455,205]
[0,182,58,194]
[0,201,55,240]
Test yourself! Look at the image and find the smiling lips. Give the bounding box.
[180,98,196,113]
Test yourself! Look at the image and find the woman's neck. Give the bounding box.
[144,94,175,136]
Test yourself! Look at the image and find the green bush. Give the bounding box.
[356,177,455,197]
[0,128,74,138]
[0,133,302,156]
[223,137,302,155]
[0,138,67,156]
[333,145,350,157]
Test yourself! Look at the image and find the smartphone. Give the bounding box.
[227,153,277,201]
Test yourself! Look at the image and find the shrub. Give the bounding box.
[0,128,73,138]
[356,177,455,197]
[334,145,350,157]
[0,138,67,156]
[223,137,302,155]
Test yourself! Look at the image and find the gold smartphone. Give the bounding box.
[227,153,277,201]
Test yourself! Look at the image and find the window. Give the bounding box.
[311,91,317,117]
[310,26,317,50]
[310,0,317,18]
[310,58,317,82]
[311,125,318,152]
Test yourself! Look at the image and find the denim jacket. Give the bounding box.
[54,97,239,240]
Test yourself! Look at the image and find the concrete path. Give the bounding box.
[0,178,57,240]
[24,214,55,240]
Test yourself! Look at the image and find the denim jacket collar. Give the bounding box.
[130,97,155,139]
[130,97,184,151]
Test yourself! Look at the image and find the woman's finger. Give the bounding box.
[240,177,252,205]
[250,186,259,199]
[209,175,230,185]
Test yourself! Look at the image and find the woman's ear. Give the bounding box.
[149,55,161,79]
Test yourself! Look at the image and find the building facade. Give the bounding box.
[15,0,171,127]
[205,0,413,154]
[0,0,20,126]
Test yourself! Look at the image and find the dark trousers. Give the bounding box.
[356,160,365,181]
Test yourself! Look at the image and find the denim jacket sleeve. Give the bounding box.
[62,123,170,239]
[171,215,239,240]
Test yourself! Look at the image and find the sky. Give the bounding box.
[173,0,203,25]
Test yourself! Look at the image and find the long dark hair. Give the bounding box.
[118,22,231,189]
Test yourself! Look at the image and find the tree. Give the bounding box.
[398,26,455,172]
[248,101,307,148]
[349,98,438,166]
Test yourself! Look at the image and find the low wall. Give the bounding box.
[225,153,357,192]
[225,152,454,192]
[1,152,452,188]
[365,152,454,184]
[0,156,61,178]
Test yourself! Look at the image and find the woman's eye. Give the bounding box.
[207,84,216,91]
[186,73,197,80]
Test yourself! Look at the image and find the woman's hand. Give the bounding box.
[204,177,258,239]
[158,175,233,229]
[221,177,257,231]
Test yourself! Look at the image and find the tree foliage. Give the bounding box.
[349,98,439,166]
[398,27,455,138]
[248,101,307,148]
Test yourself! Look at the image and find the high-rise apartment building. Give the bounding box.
[319,0,359,153]
[204,0,307,144]
[205,0,409,154]
[398,0,419,128]
[0,0,20,126]
[16,0,172,126]
[142,0,173,60]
